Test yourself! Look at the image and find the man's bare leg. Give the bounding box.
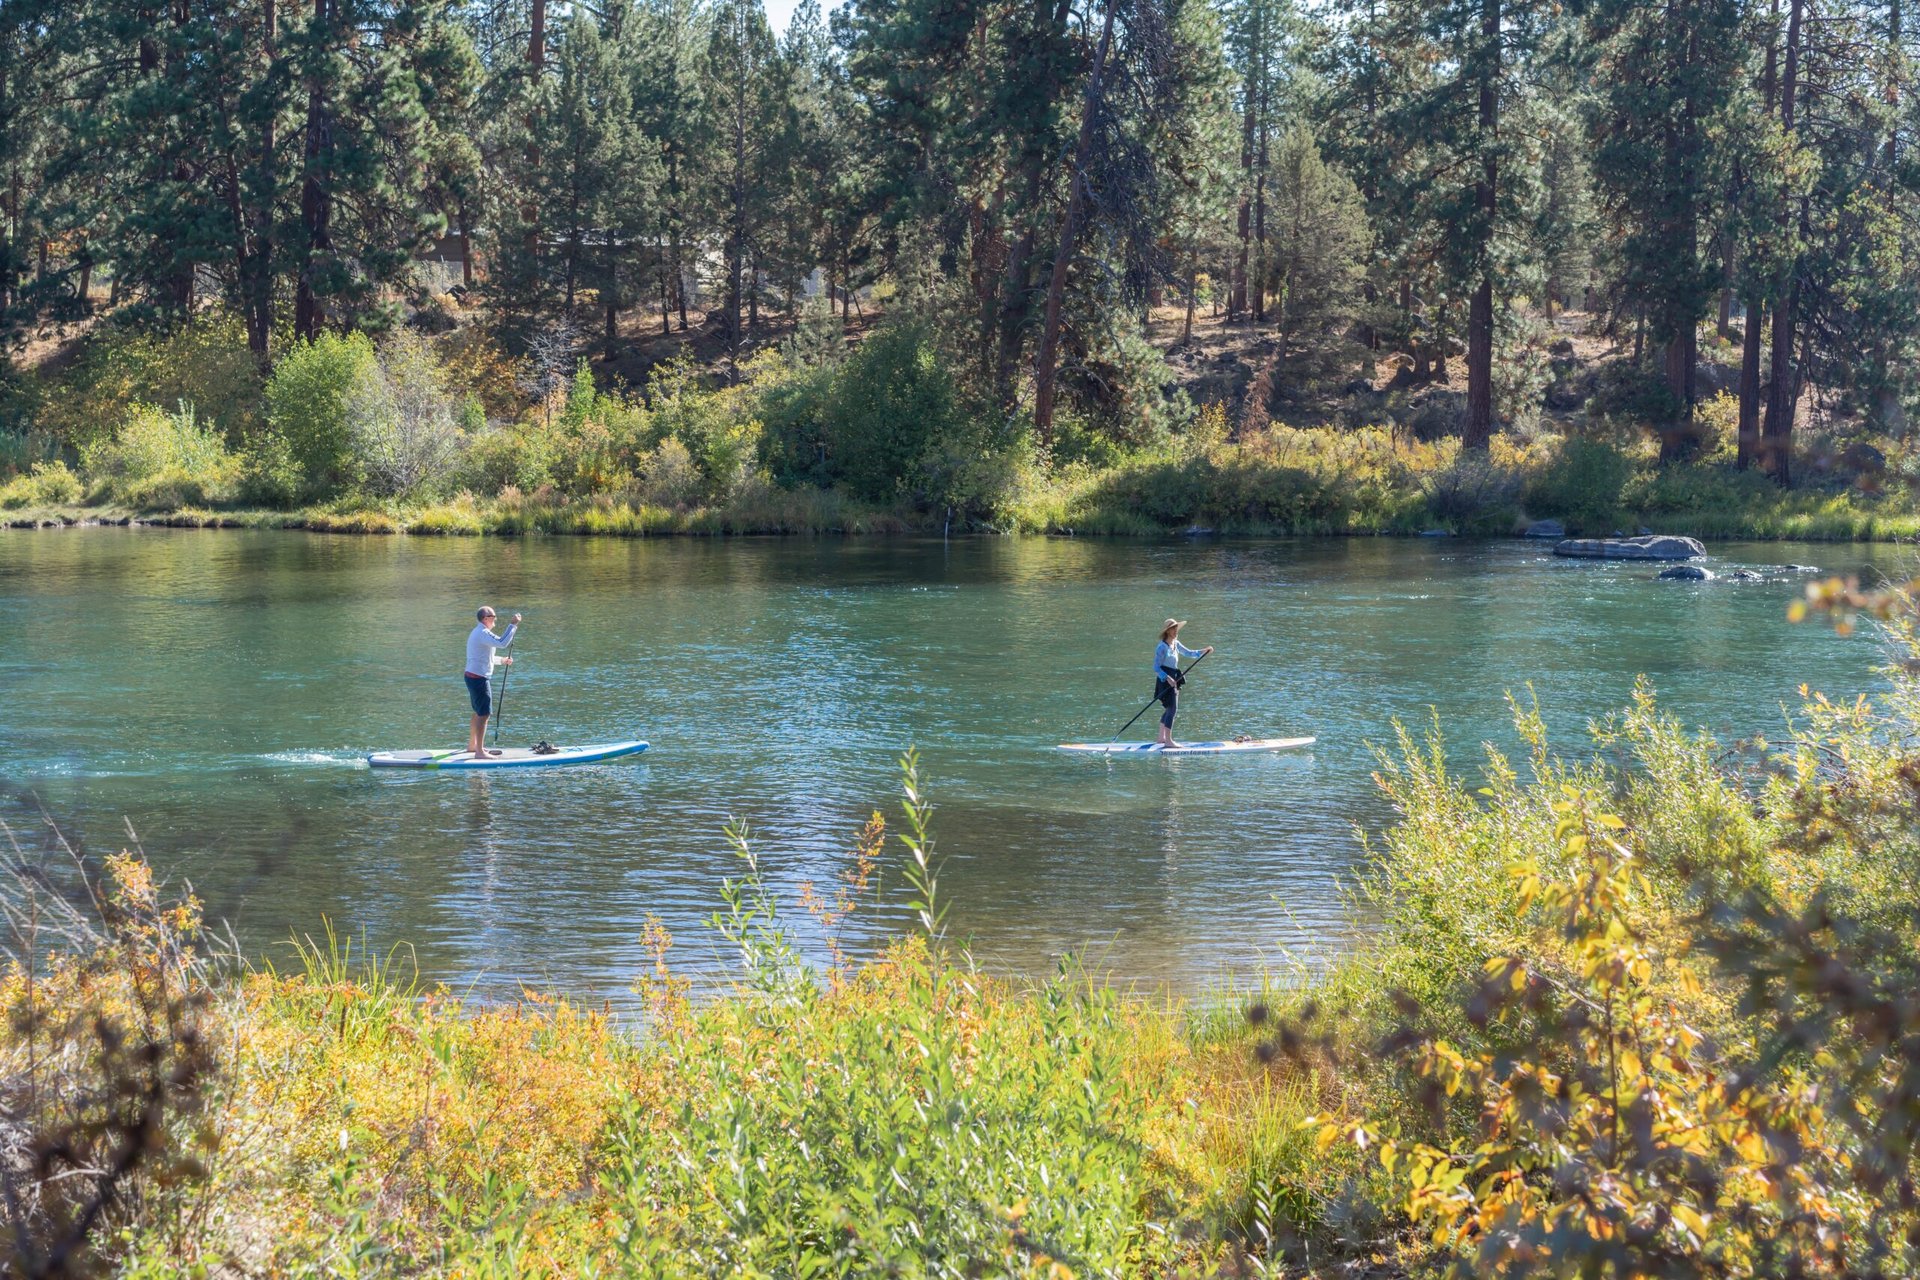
[470,713,488,755]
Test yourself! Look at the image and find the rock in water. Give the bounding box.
[1658,565,1713,581]
[1554,535,1706,561]
[1523,519,1566,538]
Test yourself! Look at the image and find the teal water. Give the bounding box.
[0,529,1900,1003]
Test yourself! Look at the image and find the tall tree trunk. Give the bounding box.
[1232,66,1253,320]
[994,156,1048,402]
[1462,0,1499,450]
[1716,228,1733,341]
[725,102,746,347]
[243,0,277,360]
[1660,21,1702,457]
[1251,52,1270,323]
[294,0,336,342]
[1737,296,1764,465]
[1736,2,1779,470]
[166,0,194,312]
[523,0,546,260]
[1031,0,1117,441]
[1761,0,1804,484]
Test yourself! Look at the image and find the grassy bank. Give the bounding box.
[7,431,1920,542]
[12,603,1920,1275]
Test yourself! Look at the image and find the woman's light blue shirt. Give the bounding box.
[1154,639,1203,677]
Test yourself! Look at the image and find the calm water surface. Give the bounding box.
[0,530,1901,1003]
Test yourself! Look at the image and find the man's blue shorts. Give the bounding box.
[465,673,492,716]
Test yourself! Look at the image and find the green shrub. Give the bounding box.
[0,460,84,509]
[80,402,238,508]
[41,314,264,450]
[0,429,59,477]
[820,319,1011,511]
[1521,436,1633,532]
[755,356,837,488]
[548,361,650,496]
[640,437,703,508]
[1417,451,1523,532]
[460,424,555,495]
[236,433,303,509]
[266,331,379,499]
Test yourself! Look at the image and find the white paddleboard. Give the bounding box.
[1056,736,1315,755]
[368,740,649,770]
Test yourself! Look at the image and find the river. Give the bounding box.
[0,529,1900,1003]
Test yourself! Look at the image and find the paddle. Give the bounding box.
[1109,649,1210,743]
[490,635,517,747]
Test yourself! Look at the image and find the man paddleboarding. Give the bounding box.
[1153,619,1212,748]
[465,606,520,757]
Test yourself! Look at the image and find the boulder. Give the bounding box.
[1658,565,1713,581]
[1549,337,1576,357]
[1728,569,1761,581]
[1523,519,1566,539]
[1554,535,1706,561]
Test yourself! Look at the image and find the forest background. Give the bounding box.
[2,0,1919,539]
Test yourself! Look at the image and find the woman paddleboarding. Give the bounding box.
[1153,619,1212,748]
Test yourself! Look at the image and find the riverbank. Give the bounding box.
[12,629,1920,1274]
[7,439,1920,541]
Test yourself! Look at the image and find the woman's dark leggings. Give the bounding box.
[1156,678,1178,728]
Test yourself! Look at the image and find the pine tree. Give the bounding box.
[702,0,785,350]
[543,10,654,332]
[1587,0,1745,451]
[1263,126,1370,357]
[630,0,712,333]
[1222,0,1299,322]
[1159,0,1241,345]
[287,0,476,340]
[1378,0,1554,447]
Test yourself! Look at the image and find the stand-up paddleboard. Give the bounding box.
[1057,736,1314,756]
[368,740,649,770]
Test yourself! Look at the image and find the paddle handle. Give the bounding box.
[1110,650,1209,743]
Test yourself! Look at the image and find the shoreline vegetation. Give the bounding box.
[5,307,1918,545]
[12,611,1920,1275]
[6,398,1920,545]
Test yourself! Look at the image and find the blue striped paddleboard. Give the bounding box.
[368,740,649,770]
[1056,736,1314,756]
